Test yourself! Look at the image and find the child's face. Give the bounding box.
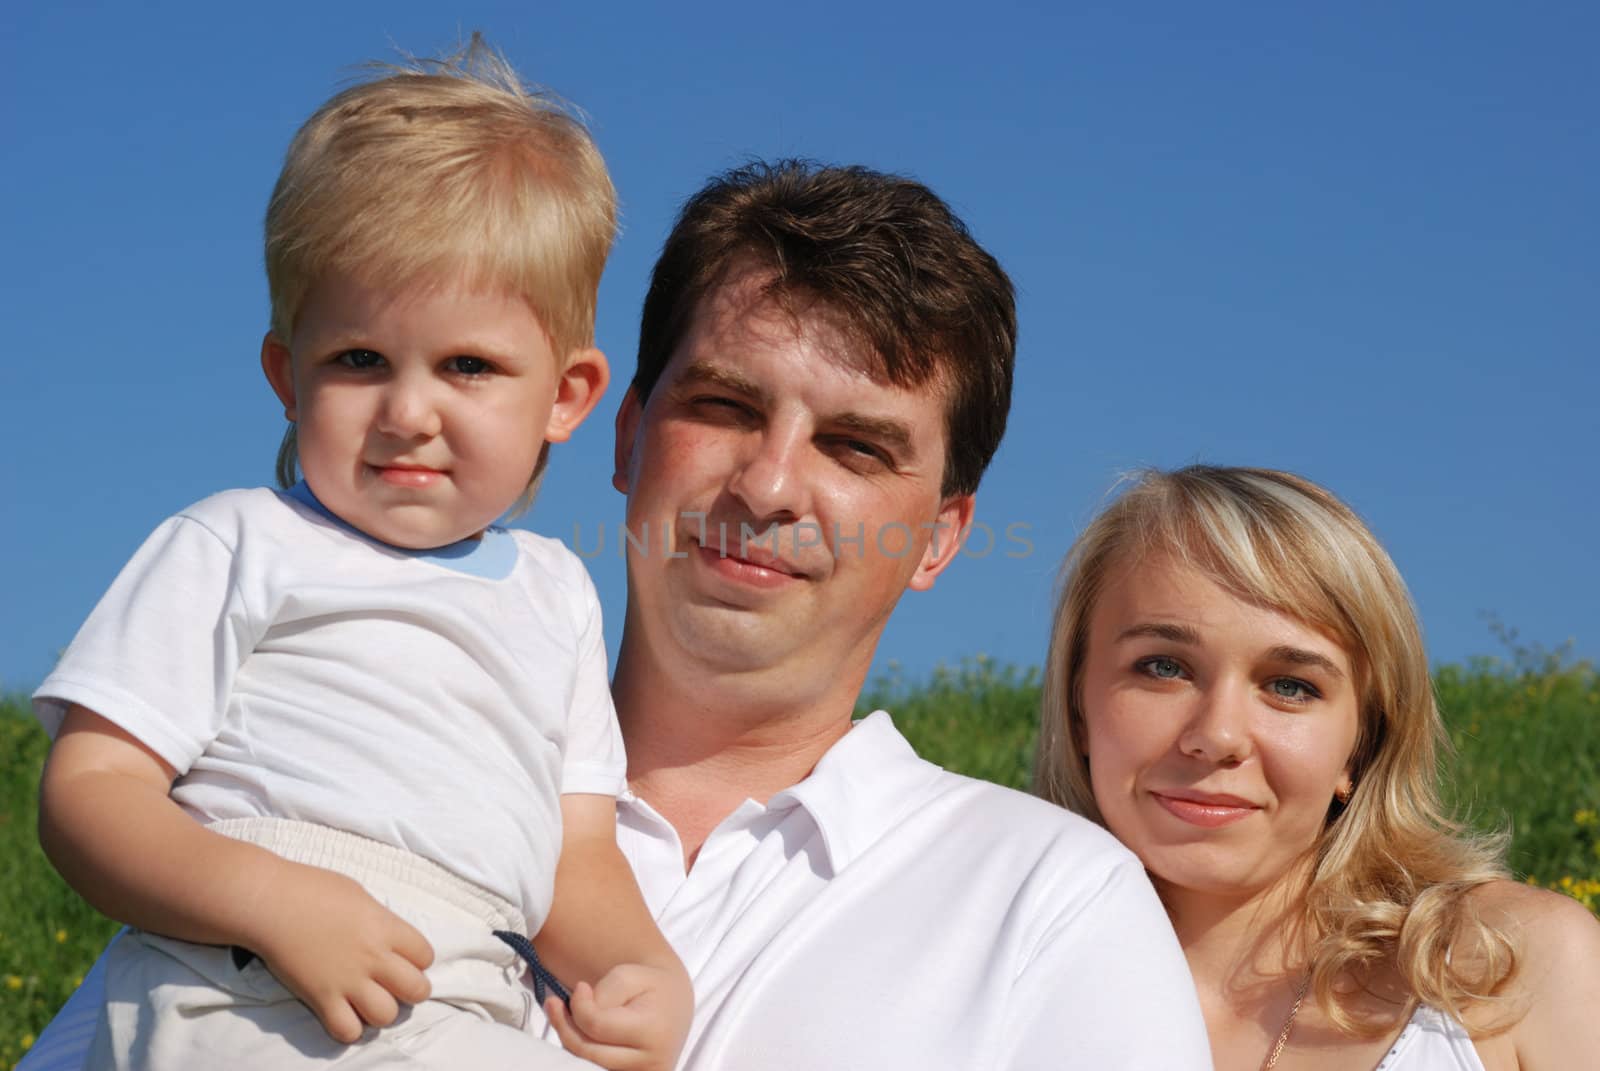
[262,269,607,549]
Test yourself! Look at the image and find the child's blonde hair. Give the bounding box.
[265,35,617,487]
[1036,465,1516,1035]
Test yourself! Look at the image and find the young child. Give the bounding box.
[33,40,691,1071]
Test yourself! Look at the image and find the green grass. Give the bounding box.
[3,649,1596,1063]
[1435,646,1600,894]
[1,697,122,1068]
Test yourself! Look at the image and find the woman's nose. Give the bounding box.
[1176,678,1253,765]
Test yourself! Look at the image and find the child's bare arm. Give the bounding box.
[536,794,693,1071]
[38,704,435,1043]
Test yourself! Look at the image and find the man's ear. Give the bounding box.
[611,386,642,494]
[545,347,611,443]
[260,334,297,420]
[907,493,976,592]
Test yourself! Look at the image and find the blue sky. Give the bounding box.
[4,2,1596,694]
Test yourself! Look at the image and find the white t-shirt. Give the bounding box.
[26,712,1211,1071]
[34,485,625,925]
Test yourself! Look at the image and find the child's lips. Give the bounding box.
[373,464,445,488]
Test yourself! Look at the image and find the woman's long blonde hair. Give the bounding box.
[1036,465,1515,1033]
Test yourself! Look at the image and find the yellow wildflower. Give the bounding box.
[4,974,21,990]
[21,1033,35,1049]
[55,928,69,943]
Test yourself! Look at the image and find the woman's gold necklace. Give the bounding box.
[1259,970,1313,1071]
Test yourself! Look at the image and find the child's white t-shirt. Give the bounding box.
[34,485,624,931]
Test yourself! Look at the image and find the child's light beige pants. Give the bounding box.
[88,818,594,1070]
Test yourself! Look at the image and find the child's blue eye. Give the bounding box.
[336,349,386,369]
[448,356,493,376]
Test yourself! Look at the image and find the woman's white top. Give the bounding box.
[1376,1004,1486,1071]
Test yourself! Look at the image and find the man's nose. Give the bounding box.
[1176,677,1253,766]
[727,426,809,523]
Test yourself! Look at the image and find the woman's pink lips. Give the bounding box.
[1151,791,1262,828]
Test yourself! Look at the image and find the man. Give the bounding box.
[23,161,1210,1070]
[543,160,1209,1068]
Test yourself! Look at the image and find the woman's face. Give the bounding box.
[1079,553,1360,902]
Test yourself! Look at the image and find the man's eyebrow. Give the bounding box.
[1116,623,1202,645]
[676,361,766,401]
[1267,645,1346,680]
[677,360,917,456]
[828,412,915,454]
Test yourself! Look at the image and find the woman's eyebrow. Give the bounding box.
[1116,622,1201,645]
[1267,645,1345,679]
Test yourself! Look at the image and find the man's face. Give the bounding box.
[614,263,973,685]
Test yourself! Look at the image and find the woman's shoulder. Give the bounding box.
[1459,879,1600,1063]
[1464,878,1600,949]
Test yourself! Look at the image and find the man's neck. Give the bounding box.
[611,639,861,866]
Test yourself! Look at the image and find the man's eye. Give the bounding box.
[1137,656,1184,680]
[691,396,753,417]
[335,349,385,369]
[1268,678,1319,702]
[831,438,890,468]
[447,356,494,376]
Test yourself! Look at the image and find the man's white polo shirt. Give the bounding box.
[608,711,1212,1070]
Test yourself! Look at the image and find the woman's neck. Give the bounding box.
[1161,866,1309,999]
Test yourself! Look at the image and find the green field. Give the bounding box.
[4,650,1597,1066]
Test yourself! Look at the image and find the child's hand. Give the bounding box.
[246,861,435,1044]
[543,961,694,1071]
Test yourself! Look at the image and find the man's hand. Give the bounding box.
[244,861,435,1044]
[543,961,694,1071]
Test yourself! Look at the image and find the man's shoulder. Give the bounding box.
[845,711,1136,879]
[917,763,1137,868]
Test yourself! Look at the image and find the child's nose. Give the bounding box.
[377,379,442,439]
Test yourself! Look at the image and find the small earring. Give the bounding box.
[1334,785,1352,804]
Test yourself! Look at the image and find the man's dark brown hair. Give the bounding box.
[632,159,1017,498]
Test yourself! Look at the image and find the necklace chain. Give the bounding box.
[1260,969,1312,1071]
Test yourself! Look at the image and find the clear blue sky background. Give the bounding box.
[4,2,1595,694]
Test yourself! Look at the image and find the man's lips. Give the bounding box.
[1150,789,1263,828]
[691,537,809,587]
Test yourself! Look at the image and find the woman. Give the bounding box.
[1037,465,1600,1070]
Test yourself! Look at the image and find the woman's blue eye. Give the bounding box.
[1270,678,1317,701]
[1142,657,1183,679]
[337,349,385,369]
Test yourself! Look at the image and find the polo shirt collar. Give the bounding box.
[767,709,944,872]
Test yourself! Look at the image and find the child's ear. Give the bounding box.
[545,347,610,444]
[260,334,297,420]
